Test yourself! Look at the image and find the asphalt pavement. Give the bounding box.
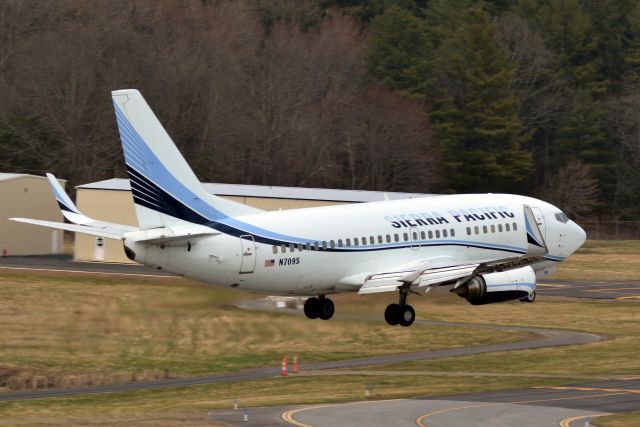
[209,379,640,427]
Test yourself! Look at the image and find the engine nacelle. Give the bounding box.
[453,266,536,305]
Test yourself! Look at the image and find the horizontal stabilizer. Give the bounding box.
[10,173,137,240]
[10,218,126,240]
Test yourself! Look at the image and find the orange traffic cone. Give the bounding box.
[292,355,299,373]
[281,357,287,376]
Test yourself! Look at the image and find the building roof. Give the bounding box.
[0,173,66,183]
[0,173,27,182]
[77,178,432,203]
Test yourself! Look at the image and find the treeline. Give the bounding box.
[0,0,638,219]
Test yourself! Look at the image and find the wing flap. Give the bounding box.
[358,263,479,295]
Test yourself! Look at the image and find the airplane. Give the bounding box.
[11,89,587,327]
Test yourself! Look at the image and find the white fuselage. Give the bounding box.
[124,193,585,296]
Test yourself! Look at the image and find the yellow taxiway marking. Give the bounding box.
[535,386,640,394]
[415,392,623,427]
[559,413,605,427]
[584,287,639,293]
[281,399,401,427]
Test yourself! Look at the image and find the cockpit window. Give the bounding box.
[555,212,569,223]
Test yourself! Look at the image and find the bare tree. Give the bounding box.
[541,160,599,219]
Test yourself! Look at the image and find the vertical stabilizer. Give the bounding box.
[111,89,262,230]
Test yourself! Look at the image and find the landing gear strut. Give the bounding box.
[384,286,415,327]
[304,295,335,320]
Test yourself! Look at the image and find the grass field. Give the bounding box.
[0,239,638,425]
[552,239,640,281]
[0,270,526,387]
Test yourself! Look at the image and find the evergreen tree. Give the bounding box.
[425,5,533,193]
[365,5,429,95]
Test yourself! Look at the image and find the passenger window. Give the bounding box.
[281,244,287,253]
[498,224,503,232]
[413,231,418,240]
[330,240,335,249]
[314,242,319,250]
[370,236,375,244]
[435,230,440,238]
[474,226,479,235]
[322,241,327,250]
[505,223,510,232]
[297,243,303,251]
[394,234,399,242]
[466,227,471,235]
[442,229,447,238]
[289,244,295,252]
[363,236,367,245]
[450,228,455,237]
[272,246,278,254]
[346,238,351,246]
[354,238,359,246]
[420,231,426,239]
[481,226,487,234]
[386,235,391,243]
[338,239,343,247]
[490,225,495,233]
[512,222,518,231]
[403,233,409,241]
[378,235,383,244]
[428,230,433,239]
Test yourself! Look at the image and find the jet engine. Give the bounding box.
[452,266,536,305]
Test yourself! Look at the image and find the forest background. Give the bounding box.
[0,0,639,221]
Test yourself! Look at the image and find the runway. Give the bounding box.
[0,254,171,277]
[538,279,640,301]
[1,255,637,300]
[208,379,640,426]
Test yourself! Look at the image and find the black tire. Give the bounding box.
[520,291,536,303]
[384,303,400,326]
[318,298,335,320]
[304,297,320,319]
[399,305,415,327]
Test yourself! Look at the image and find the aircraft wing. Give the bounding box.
[9,173,137,240]
[357,254,544,295]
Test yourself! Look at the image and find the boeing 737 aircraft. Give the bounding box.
[11,89,586,327]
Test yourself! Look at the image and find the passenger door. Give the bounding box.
[239,235,256,274]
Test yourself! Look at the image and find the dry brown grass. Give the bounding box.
[552,240,640,281]
[594,412,640,427]
[0,269,525,391]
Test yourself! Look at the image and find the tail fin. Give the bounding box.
[111,89,262,230]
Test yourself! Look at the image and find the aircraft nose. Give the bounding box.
[568,221,587,253]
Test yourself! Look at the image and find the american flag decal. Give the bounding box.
[264,259,275,267]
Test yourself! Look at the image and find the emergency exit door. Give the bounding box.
[239,235,256,273]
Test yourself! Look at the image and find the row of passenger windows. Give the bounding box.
[272,228,456,254]
[466,222,518,235]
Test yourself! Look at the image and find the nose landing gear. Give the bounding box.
[384,286,416,327]
[304,295,335,320]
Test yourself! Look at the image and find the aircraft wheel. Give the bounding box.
[398,304,415,327]
[384,303,400,326]
[318,297,335,320]
[520,291,536,303]
[304,297,320,319]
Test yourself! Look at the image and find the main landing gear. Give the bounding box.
[384,286,416,327]
[304,295,335,320]
[520,291,536,303]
